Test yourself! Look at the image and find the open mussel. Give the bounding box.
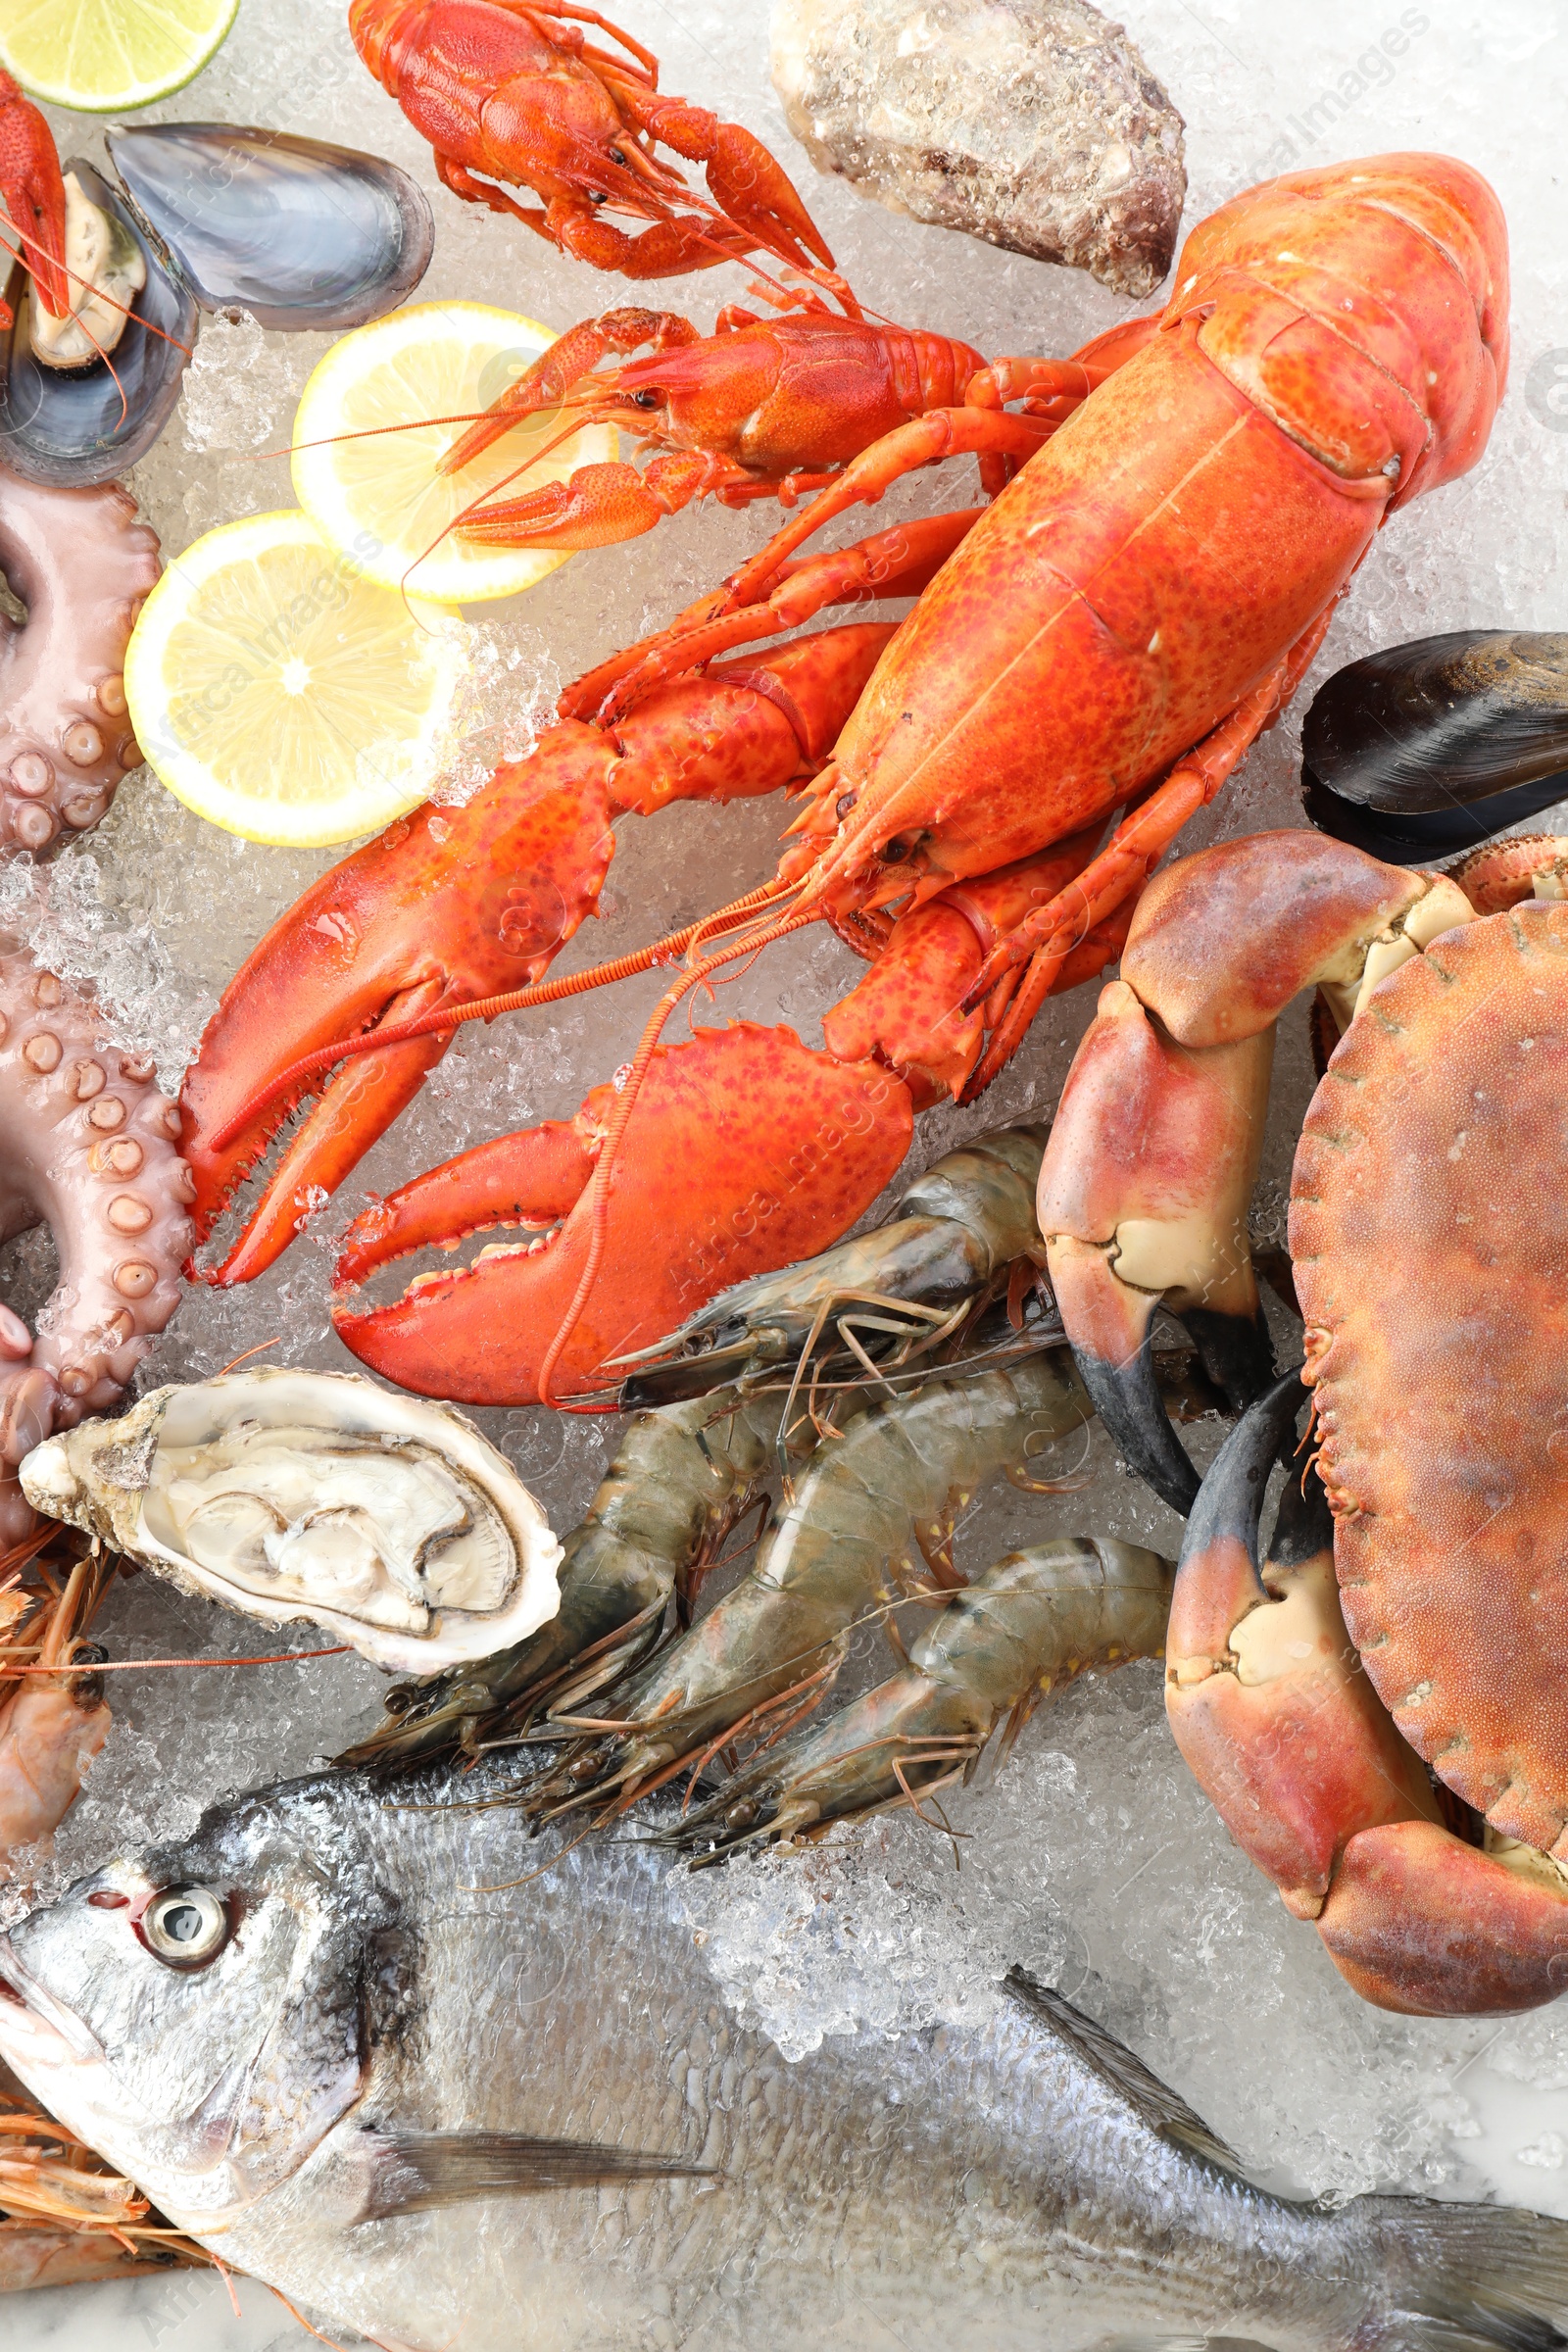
[1301,631,1568,864]
[0,125,433,487]
[0,160,195,487]
[106,123,434,330]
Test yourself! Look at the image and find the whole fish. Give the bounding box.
[0,1761,1564,2352]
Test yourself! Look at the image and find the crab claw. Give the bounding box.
[1167,1375,1442,1920]
[1039,979,1276,1514]
[0,71,68,321]
[332,1023,914,1405]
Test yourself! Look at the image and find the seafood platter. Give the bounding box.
[0,0,1565,2343]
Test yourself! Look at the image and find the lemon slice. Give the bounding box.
[124,510,467,848]
[0,0,239,110]
[291,301,618,606]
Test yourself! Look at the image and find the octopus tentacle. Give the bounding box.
[0,940,189,1541]
[0,470,160,854]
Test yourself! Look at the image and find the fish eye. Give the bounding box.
[632,388,661,410]
[142,1886,228,1968]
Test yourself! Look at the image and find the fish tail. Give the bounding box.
[1334,2194,1568,2351]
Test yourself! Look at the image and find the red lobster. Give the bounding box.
[181,155,1508,1414]
[348,1,832,281]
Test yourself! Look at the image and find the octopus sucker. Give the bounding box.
[0,940,189,1543]
[0,469,160,854]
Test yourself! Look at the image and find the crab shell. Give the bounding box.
[1290,900,1568,1855]
[19,1368,563,1676]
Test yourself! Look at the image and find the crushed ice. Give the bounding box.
[0,20,1564,2338]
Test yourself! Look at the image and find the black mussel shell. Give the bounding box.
[107,123,434,331]
[0,160,197,488]
[1301,630,1568,864]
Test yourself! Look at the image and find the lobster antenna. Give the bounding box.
[241,411,514,465]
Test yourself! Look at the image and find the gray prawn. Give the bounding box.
[669,1536,1174,1860]
[341,1386,828,1772]
[525,1348,1098,1818]
[613,1123,1050,1404]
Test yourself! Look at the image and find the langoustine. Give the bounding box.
[0,1548,111,1880]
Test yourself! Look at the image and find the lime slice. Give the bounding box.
[124,510,467,848]
[0,0,239,110]
[291,300,617,606]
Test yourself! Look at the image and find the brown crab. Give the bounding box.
[1039,825,1568,2015]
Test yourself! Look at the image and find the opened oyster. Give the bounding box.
[19,1369,562,1674]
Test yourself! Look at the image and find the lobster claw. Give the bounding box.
[331,1022,914,1405]
[180,725,621,1283]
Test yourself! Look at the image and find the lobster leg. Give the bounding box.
[568,508,986,723]
[613,87,835,274]
[958,608,1341,1091]
[1174,1383,1568,2016]
[822,827,1128,1107]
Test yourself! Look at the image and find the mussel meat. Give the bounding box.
[26,171,146,371]
[0,160,194,487]
[20,1369,563,1674]
[1301,630,1568,864]
[106,123,434,330]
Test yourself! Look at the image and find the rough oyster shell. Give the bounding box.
[19,1369,562,1675]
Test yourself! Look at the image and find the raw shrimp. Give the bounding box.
[614,1123,1050,1404]
[342,1385,824,1770]
[525,1348,1096,1818]
[0,1548,111,1876]
[670,1537,1174,1858]
[0,2064,204,2288]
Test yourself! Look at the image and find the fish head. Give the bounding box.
[0,1774,400,2236]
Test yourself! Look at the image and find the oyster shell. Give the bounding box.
[19,1369,562,1674]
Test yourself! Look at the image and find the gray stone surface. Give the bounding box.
[770,0,1186,298]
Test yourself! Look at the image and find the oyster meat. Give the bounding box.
[19,1369,562,1674]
